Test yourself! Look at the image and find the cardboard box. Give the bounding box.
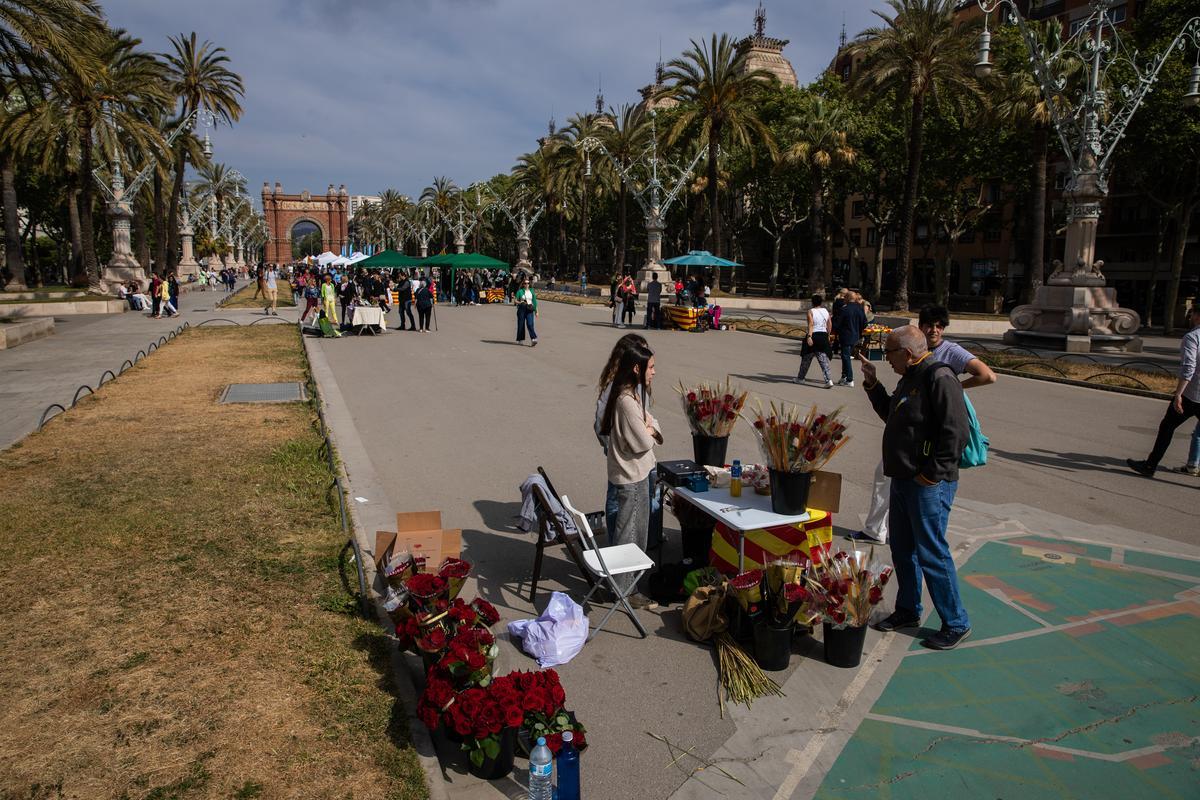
[373,510,462,572]
[807,470,842,513]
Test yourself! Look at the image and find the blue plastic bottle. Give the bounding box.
[529,736,554,800]
[556,730,580,800]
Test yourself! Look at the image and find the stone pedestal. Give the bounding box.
[177,224,199,278]
[516,235,532,271]
[637,220,665,289]
[1005,281,1142,353]
[101,202,147,290]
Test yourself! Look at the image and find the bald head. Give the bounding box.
[889,325,928,358]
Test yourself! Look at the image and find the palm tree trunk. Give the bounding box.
[1163,197,1197,333]
[67,181,83,282]
[808,172,824,295]
[895,93,927,311]
[2,152,27,291]
[79,121,100,288]
[1024,125,1048,304]
[154,171,167,275]
[617,179,627,273]
[707,131,721,256]
[133,197,151,271]
[167,147,185,271]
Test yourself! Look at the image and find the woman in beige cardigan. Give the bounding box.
[598,339,661,608]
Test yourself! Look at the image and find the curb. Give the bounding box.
[726,322,1173,400]
[302,336,450,800]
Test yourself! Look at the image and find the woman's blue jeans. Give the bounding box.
[517,305,537,341]
[888,477,969,632]
[606,469,661,552]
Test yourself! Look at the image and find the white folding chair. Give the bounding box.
[561,494,655,640]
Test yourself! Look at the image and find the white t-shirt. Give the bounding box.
[810,306,831,333]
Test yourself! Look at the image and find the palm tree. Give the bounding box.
[512,147,559,266]
[786,95,856,295]
[378,188,410,249]
[847,0,981,310]
[992,21,1062,304]
[660,33,777,257]
[0,0,105,290]
[602,103,650,273]
[163,32,243,271]
[420,176,458,251]
[555,112,610,277]
[24,28,170,287]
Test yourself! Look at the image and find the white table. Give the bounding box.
[350,306,383,335]
[674,485,810,573]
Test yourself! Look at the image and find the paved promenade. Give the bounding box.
[307,299,1198,800]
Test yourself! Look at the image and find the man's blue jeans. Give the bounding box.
[839,342,857,382]
[606,468,661,551]
[1189,419,1200,467]
[888,477,969,632]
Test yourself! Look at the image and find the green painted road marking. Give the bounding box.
[814,539,1200,800]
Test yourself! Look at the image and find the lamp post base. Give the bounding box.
[1005,282,1143,353]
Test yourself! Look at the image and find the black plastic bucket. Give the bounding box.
[753,621,793,671]
[769,469,813,515]
[823,622,868,668]
[692,434,729,468]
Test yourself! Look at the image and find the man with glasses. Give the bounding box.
[860,325,972,650]
[850,306,996,545]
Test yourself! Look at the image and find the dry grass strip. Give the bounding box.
[221,282,297,309]
[0,326,426,800]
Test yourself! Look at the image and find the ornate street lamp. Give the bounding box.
[477,184,544,271]
[974,0,1200,351]
[577,110,709,287]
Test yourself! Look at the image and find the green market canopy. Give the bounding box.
[354,249,424,268]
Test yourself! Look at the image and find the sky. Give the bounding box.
[102,0,884,205]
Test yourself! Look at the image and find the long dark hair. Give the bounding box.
[600,341,654,436]
[597,333,649,393]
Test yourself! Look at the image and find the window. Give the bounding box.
[915,222,929,243]
[961,229,976,244]
[852,200,865,219]
[885,229,897,246]
[1070,6,1125,37]
[986,183,1002,205]
[849,228,862,247]
[867,227,878,246]
[984,227,1002,243]
[833,229,844,247]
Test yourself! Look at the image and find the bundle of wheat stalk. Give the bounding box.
[716,632,784,716]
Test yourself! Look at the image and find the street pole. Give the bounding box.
[976,0,1200,350]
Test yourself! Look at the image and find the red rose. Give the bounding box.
[405,573,447,597]
[465,649,486,671]
[417,627,448,653]
[418,701,439,730]
[471,598,501,626]
[516,672,538,691]
[686,392,697,403]
[549,683,566,708]
[438,557,471,579]
[572,730,586,749]
[546,732,563,754]
[504,704,525,728]
[542,669,560,687]
[868,586,883,605]
[523,687,550,712]
[753,419,764,429]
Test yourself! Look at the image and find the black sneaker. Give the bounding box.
[846,531,885,544]
[921,627,972,651]
[872,610,920,632]
[1126,458,1155,478]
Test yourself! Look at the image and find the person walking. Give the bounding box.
[415,274,434,332]
[320,273,339,326]
[644,272,662,330]
[168,273,180,316]
[252,266,265,301]
[598,338,662,609]
[795,294,833,388]
[850,305,997,544]
[515,274,539,346]
[156,274,178,318]
[861,325,971,650]
[1127,303,1200,477]
[263,265,279,315]
[834,291,868,386]
[620,275,637,328]
[610,273,622,327]
[396,272,416,331]
[149,272,162,317]
[300,280,320,324]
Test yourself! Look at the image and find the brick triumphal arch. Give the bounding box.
[261,182,349,264]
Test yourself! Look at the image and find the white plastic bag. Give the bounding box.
[507,591,588,668]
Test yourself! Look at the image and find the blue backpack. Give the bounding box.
[927,365,989,469]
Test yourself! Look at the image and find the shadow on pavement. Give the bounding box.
[990,446,1130,473]
[479,339,525,346]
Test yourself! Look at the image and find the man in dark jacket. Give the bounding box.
[834,292,868,386]
[860,325,971,650]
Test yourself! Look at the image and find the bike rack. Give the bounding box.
[37,404,66,431]
[1084,372,1152,391]
[98,370,117,386]
[70,385,94,407]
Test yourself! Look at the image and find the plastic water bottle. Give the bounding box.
[556,731,580,800]
[730,459,743,498]
[528,736,553,800]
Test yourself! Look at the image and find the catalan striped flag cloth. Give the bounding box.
[709,509,834,576]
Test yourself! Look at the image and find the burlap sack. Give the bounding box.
[682,584,729,642]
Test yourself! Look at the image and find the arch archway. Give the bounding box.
[290,218,326,260]
[261,182,348,263]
